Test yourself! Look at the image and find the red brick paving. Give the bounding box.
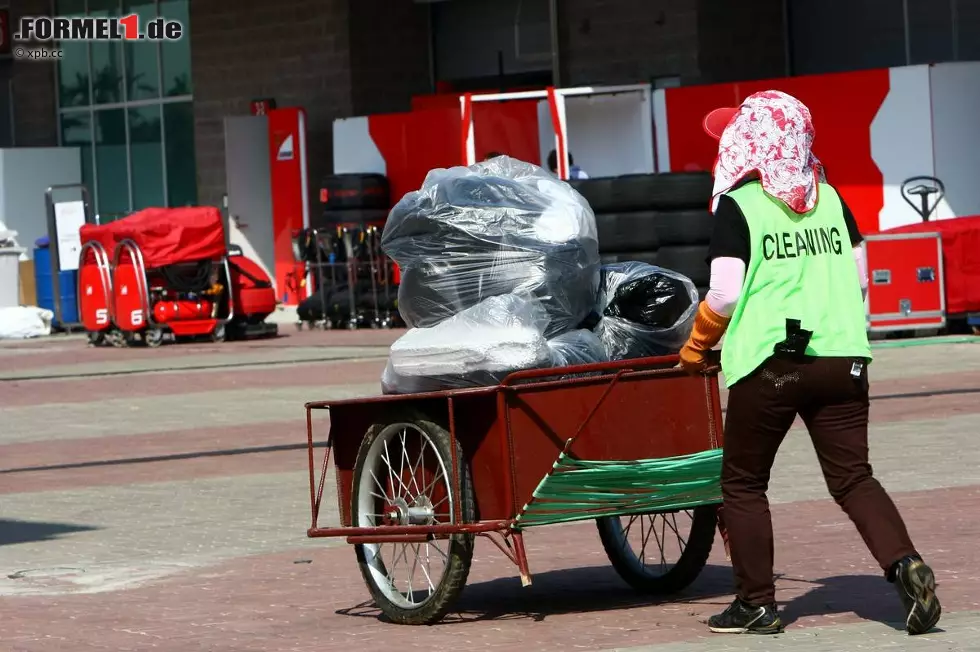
[3,366,979,495]
[4,353,977,410]
[0,329,403,372]
[0,420,314,494]
[1,485,975,651]
[1,359,387,407]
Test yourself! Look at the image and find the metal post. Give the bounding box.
[314,229,329,328]
[365,226,380,326]
[343,228,357,329]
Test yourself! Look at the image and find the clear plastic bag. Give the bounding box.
[381,156,600,337]
[547,329,609,367]
[593,262,698,360]
[381,294,552,394]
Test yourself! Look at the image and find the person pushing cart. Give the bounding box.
[679,90,942,636]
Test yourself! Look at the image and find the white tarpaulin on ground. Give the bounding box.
[0,306,54,339]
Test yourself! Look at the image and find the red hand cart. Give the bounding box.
[305,355,726,625]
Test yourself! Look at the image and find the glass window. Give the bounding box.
[57,0,89,108]
[160,0,192,96]
[60,113,95,202]
[129,106,165,209]
[56,0,196,216]
[89,0,124,104]
[123,0,160,101]
[163,102,197,206]
[94,109,130,215]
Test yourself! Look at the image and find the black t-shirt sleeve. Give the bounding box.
[839,194,863,246]
[706,195,751,265]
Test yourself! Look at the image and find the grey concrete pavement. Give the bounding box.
[1,336,978,650]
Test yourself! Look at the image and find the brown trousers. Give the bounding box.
[722,355,918,605]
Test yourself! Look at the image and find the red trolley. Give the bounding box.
[306,355,726,625]
[78,207,278,347]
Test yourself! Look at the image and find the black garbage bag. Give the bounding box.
[593,262,698,360]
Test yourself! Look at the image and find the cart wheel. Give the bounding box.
[596,504,718,594]
[106,329,130,348]
[210,324,226,343]
[296,321,305,332]
[351,413,475,625]
[87,331,106,347]
[144,328,165,348]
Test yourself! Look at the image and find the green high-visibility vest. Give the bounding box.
[721,181,871,388]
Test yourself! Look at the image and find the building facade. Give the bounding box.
[2,0,979,216]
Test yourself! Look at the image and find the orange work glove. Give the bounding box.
[679,302,731,375]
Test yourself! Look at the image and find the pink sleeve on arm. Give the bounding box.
[853,244,868,299]
[705,257,746,318]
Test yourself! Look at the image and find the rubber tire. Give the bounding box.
[600,251,659,267]
[597,504,718,594]
[600,247,709,290]
[313,208,389,230]
[107,329,132,348]
[571,173,713,213]
[320,174,390,210]
[596,209,714,253]
[144,328,165,348]
[87,331,106,347]
[351,411,476,625]
[652,245,711,287]
[210,324,226,343]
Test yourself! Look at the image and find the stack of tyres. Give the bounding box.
[315,173,390,229]
[301,174,401,329]
[570,173,714,300]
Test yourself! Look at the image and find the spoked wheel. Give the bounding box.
[210,323,226,343]
[351,413,475,625]
[597,504,718,594]
[143,328,165,348]
[106,329,130,348]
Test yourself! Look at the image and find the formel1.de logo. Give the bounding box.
[15,14,184,41]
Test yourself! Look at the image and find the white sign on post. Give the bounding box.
[54,200,87,272]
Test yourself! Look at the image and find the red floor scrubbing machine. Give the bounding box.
[78,207,278,347]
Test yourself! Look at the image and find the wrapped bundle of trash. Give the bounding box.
[381,156,600,338]
[592,262,698,360]
[546,329,609,368]
[378,158,698,394]
[382,294,610,394]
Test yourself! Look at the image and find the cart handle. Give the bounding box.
[499,351,721,387]
[499,353,679,386]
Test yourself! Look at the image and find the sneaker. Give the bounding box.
[708,597,784,635]
[892,557,942,635]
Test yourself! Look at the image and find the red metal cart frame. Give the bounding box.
[305,354,725,624]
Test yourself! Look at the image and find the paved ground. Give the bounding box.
[1,330,979,651]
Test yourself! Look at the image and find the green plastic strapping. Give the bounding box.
[514,448,723,527]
